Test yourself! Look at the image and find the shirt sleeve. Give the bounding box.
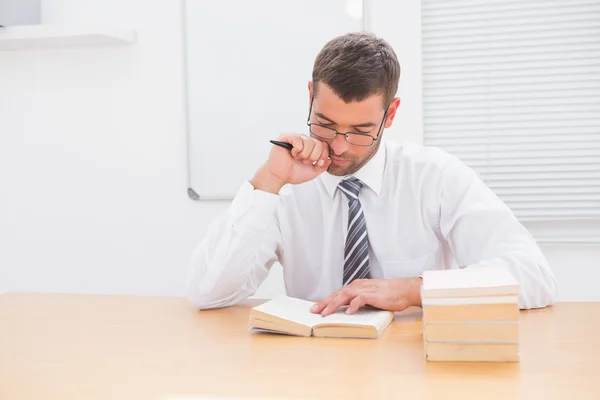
[185,180,283,309]
[438,156,558,309]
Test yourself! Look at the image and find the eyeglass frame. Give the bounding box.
[306,96,389,146]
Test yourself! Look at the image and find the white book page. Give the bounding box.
[422,295,519,306]
[318,306,393,327]
[423,266,519,292]
[252,296,324,327]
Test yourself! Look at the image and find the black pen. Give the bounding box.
[270,139,331,166]
[269,140,293,150]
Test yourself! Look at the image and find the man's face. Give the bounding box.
[308,82,398,176]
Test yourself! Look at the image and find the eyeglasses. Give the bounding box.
[306,97,389,146]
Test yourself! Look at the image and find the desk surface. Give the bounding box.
[1,294,598,400]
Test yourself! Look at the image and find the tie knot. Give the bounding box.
[339,178,363,200]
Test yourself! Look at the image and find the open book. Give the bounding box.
[249,296,394,338]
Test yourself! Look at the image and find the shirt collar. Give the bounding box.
[320,140,387,199]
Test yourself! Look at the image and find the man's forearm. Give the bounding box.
[186,181,282,309]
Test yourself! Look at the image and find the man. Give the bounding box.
[186,32,556,315]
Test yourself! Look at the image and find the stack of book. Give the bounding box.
[421,265,520,362]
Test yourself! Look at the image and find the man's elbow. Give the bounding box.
[186,285,219,310]
[186,287,238,310]
[185,276,251,310]
[185,250,241,310]
[185,279,233,310]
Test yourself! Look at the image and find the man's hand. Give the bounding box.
[250,134,332,194]
[310,278,423,316]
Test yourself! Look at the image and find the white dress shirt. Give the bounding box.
[186,140,557,310]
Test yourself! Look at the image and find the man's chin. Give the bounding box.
[326,164,356,176]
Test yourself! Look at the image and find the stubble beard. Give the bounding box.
[326,141,380,177]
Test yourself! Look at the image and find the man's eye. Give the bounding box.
[353,130,370,135]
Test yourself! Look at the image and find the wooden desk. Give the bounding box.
[1,294,598,400]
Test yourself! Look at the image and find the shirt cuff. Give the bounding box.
[228,180,280,230]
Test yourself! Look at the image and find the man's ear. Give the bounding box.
[308,81,313,104]
[384,97,401,128]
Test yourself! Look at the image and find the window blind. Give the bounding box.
[421,0,600,221]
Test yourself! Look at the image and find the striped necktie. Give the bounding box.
[338,178,371,286]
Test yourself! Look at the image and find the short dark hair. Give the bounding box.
[312,32,400,108]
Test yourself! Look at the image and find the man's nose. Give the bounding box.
[330,134,351,155]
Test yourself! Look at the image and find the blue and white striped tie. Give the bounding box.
[339,178,371,286]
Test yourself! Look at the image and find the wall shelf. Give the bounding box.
[0,25,136,51]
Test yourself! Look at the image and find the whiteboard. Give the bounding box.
[183,0,364,199]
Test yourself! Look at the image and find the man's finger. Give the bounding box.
[311,290,347,315]
[315,141,331,170]
[310,292,338,314]
[313,157,332,174]
[310,279,373,314]
[307,139,323,163]
[321,291,353,316]
[296,136,315,160]
[320,141,330,160]
[347,293,378,314]
[279,135,303,157]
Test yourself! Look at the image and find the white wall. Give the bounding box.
[1,0,598,301]
[369,0,423,146]
[0,0,229,295]
[0,0,41,26]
